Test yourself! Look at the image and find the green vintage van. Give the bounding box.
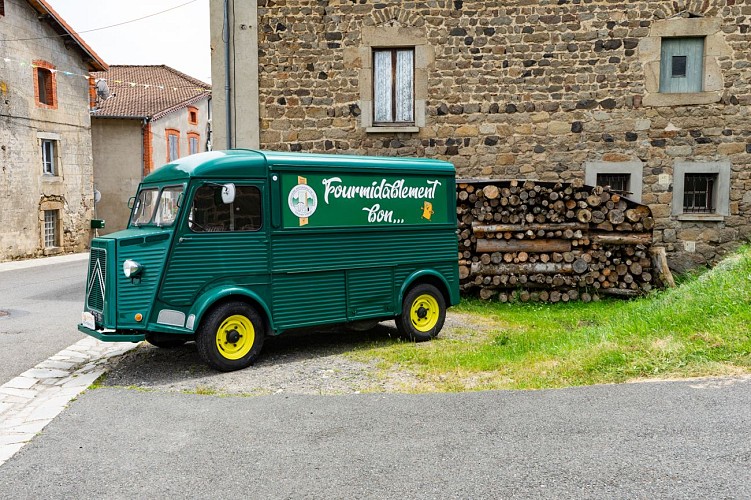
[79,150,459,371]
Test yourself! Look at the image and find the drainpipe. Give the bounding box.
[223,0,232,149]
[141,118,147,179]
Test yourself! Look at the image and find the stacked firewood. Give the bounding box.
[457,179,659,302]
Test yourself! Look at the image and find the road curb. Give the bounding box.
[0,253,89,274]
[0,337,138,465]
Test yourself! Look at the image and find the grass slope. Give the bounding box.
[350,246,751,391]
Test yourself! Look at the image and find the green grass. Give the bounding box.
[349,245,751,392]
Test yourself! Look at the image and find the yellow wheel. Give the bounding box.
[409,294,440,333]
[196,302,265,371]
[396,284,446,342]
[215,315,255,360]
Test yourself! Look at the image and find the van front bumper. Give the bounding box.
[78,324,145,343]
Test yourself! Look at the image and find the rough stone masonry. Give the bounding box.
[250,0,751,272]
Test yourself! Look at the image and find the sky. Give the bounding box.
[45,0,212,84]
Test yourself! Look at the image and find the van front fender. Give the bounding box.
[188,287,275,333]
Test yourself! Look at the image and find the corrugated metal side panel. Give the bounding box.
[160,234,268,305]
[116,240,170,329]
[272,271,346,329]
[271,228,457,272]
[270,229,457,328]
[347,267,395,320]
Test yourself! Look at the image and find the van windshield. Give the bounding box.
[130,185,184,227]
[130,188,159,226]
[154,186,183,226]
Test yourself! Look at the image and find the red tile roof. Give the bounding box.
[91,65,211,120]
[27,0,108,71]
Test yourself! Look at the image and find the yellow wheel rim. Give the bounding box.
[215,314,255,360]
[409,294,440,333]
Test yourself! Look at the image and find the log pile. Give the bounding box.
[457,179,660,302]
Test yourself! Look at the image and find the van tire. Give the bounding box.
[396,284,446,342]
[145,332,188,349]
[196,301,265,372]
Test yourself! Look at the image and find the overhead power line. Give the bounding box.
[0,0,200,42]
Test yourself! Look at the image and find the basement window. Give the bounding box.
[44,210,59,248]
[585,161,643,202]
[682,174,716,214]
[596,173,631,195]
[672,161,730,221]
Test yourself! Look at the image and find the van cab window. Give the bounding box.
[130,188,159,226]
[189,184,262,232]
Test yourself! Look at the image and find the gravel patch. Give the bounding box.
[100,314,478,396]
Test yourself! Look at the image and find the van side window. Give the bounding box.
[189,185,262,232]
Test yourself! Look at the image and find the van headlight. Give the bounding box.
[123,259,143,278]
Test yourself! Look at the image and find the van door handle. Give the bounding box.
[179,237,193,243]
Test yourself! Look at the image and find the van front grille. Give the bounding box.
[86,248,107,312]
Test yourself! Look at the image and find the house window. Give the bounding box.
[187,106,198,125]
[33,61,57,108]
[672,161,731,220]
[659,38,704,93]
[188,133,200,155]
[373,48,414,125]
[0,1,5,17]
[44,210,58,248]
[683,174,716,214]
[166,129,180,162]
[596,173,630,194]
[42,139,57,175]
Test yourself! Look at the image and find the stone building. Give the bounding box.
[90,65,211,234]
[209,0,751,271]
[0,0,107,261]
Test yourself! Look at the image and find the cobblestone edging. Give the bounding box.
[0,338,138,465]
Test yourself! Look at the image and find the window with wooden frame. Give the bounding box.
[187,106,198,125]
[187,132,200,155]
[41,139,57,175]
[682,173,716,214]
[659,37,704,93]
[33,61,57,109]
[373,48,414,126]
[166,129,180,162]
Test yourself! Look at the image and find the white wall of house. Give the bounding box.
[90,119,144,235]
[150,98,211,167]
[0,0,96,260]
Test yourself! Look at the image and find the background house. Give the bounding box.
[209,0,751,272]
[0,0,107,261]
[90,65,211,234]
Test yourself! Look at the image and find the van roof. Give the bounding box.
[143,149,455,183]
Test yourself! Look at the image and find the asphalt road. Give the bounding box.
[0,377,749,499]
[0,257,87,383]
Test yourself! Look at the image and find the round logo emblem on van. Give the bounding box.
[288,184,318,218]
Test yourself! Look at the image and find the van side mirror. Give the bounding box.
[128,196,135,209]
[221,183,236,204]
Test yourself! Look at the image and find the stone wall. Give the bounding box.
[253,0,751,272]
[0,0,96,260]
